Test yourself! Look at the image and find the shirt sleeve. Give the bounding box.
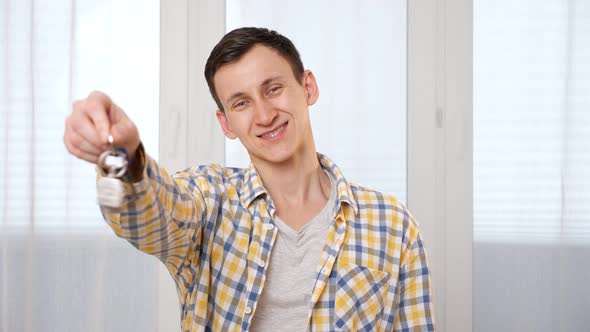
[98,153,207,278]
[393,223,436,331]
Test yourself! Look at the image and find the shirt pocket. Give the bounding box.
[334,264,391,331]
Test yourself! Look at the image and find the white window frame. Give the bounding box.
[408,0,473,331]
[158,1,473,331]
[158,1,225,330]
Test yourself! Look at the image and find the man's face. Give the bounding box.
[214,45,319,165]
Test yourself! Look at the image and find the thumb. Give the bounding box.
[108,101,124,124]
[109,112,140,156]
[108,103,129,145]
[86,91,113,143]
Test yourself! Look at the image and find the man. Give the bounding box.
[64,27,435,331]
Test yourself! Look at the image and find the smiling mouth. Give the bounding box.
[258,122,288,138]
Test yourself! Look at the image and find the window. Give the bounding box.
[474,0,590,244]
[474,1,590,330]
[0,1,160,330]
[0,0,159,233]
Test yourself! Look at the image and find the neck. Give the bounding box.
[252,148,330,207]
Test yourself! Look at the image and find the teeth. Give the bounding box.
[262,124,285,138]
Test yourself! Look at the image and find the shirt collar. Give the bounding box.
[317,153,358,218]
[241,163,267,207]
[240,153,359,218]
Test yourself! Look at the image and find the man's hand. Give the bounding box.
[63,90,141,165]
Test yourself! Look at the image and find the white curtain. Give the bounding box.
[474,0,590,330]
[224,0,408,203]
[0,0,160,331]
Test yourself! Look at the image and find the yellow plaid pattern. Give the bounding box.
[100,153,435,331]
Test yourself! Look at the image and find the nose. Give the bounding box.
[254,99,278,126]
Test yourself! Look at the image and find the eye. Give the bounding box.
[267,85,282,96]
[233,100,248,110]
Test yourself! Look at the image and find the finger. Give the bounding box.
[64,135,99,164]
[108,101,124,123]
[67,123,103,155]
[110,120,138,151]
[109,103,139,151]
[84,92,112,143]
[69,111,105,150]
[71,99,84,113]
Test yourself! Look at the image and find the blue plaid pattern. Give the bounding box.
[100,153,435,331]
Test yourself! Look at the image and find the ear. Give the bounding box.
[216,110,237,139]
[302,70,319,106]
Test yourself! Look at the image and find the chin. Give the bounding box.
[251,147,296,165]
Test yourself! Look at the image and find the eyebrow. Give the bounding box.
[225,76,284,105]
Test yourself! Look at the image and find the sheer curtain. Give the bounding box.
[474,0,590,330]
[0,0,160,331]
[224,0,408,202]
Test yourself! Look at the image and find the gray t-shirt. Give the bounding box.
[249,172,337,331]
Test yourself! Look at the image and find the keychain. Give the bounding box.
[96,134,129,208]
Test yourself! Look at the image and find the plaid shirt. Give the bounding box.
[101,153,435,331]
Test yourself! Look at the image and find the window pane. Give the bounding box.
[474,0,590,330]
[224,0,407,202]
[0,0,159,232]
[474,0,590,244]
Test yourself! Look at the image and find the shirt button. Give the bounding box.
[321,267,328,274]
[244,306,252,315]
[259,260,266,268]
[264,224,274,231]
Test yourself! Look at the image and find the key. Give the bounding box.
[96,134,129,208]
[97,176,127,208]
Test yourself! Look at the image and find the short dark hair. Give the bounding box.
[204,27,305,110]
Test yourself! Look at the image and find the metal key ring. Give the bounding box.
[98,150,128,178]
